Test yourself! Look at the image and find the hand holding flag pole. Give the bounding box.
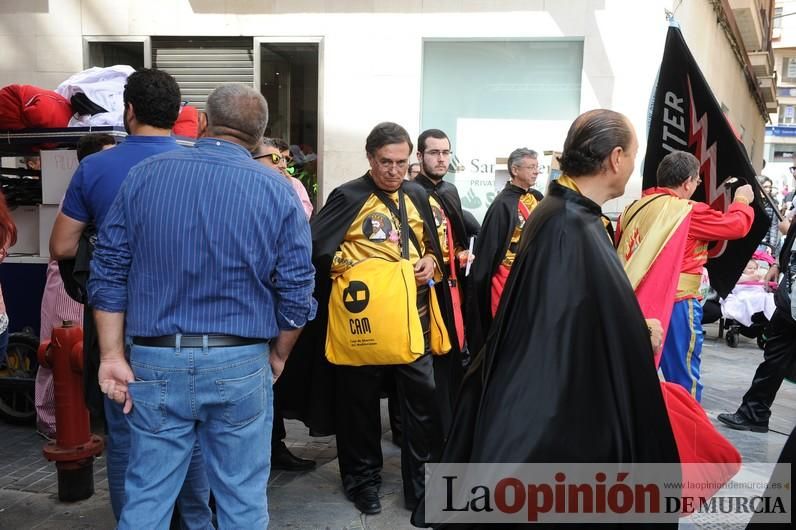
[723,176,782,222]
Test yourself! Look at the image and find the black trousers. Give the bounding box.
[387,382,402,444]
[433,354,453,436]
[738,308,796,423]
[335,353,441,504]
[272,412,286,449]
[389,354,455,447]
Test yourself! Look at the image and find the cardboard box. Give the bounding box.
[7,206,38,255]
[40,149,78,205]
[38,204,59,259]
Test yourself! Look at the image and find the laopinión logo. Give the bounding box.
[423,463,791,524]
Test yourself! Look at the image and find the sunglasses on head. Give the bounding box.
[253,152,285,164]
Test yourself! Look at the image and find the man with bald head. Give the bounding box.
[90,83,316,528]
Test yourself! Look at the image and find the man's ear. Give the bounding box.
[125,102,135,124]
[197,111,208,138]
[609,146,623,173]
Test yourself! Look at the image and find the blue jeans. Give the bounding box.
[105,397,211,528]
[118,339,273,529]
[661,298,705,401]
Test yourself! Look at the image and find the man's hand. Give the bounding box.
[270,328,303,383]
[779,219,791,235]
[645,318,664,353]
[733,184,754,204]
[270,352,287,383]
[99,357,134,414]
[414,255,436,285]
[457,250,474,268]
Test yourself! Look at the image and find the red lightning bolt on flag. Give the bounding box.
[687,75,731,258]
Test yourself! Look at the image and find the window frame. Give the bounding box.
[82,36,151,69]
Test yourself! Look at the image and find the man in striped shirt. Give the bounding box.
[90,83,316,528]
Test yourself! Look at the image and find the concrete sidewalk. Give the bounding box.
[1,323,794,529]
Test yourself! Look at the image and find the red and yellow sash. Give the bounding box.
[617,193,692,367]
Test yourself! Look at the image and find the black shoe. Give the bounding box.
[271,442,316,471]
[353,488,381,515]
[717,412,768,433]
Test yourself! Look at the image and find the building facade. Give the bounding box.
[766,0,796,196]
[0,0,775,217]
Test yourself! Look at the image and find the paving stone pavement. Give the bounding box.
[0,323,793,529]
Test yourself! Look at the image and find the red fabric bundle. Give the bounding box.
[0,84,72,130]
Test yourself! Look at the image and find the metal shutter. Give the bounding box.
[152,37,254,111]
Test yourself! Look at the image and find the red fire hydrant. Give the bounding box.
[38,321,104,502]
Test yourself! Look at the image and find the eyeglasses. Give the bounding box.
[516,164,539,171]
[253,152,284,164]
[375,159,409,171]
[790,167,796,172]
[422,149,452,158]
[692,176,703,185]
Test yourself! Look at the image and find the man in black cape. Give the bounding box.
[719,217,796,433]
[466,148,544,355]
[276,122,447,514]
[413,110,679,528]
[413,128,471,434]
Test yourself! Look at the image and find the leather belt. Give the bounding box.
[132,335,265,348]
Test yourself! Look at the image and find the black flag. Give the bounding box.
[643,25,769,298]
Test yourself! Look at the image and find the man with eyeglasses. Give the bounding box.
[412,128,470,434]
[616,150,754,402]
[466,147,544,355]
[255,137,313,218]
[277,122,444,515]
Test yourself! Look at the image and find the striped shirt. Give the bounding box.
[88,138,317,339]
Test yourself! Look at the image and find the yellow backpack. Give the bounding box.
[326,257,425,366]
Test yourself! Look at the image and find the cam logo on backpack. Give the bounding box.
[343,281,369,313]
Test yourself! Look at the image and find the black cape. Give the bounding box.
[275,173,443,436]
[465,183,543,355]
[413,182,680,528]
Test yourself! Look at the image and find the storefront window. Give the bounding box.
[259,42,319,206]
[422,39,583,220]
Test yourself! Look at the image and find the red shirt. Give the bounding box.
[645,187,754,275]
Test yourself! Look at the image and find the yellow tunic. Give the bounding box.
[501,192,539,267]
[331,192,437,277]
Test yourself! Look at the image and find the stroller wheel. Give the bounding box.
[756,334,767,350]
[726,330,740,348]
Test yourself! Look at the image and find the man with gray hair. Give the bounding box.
[90,83,316,528]
[466,147,544,354]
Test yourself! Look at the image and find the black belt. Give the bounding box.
[132,335,265,348]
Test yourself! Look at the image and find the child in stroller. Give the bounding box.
[711,251,777,348]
